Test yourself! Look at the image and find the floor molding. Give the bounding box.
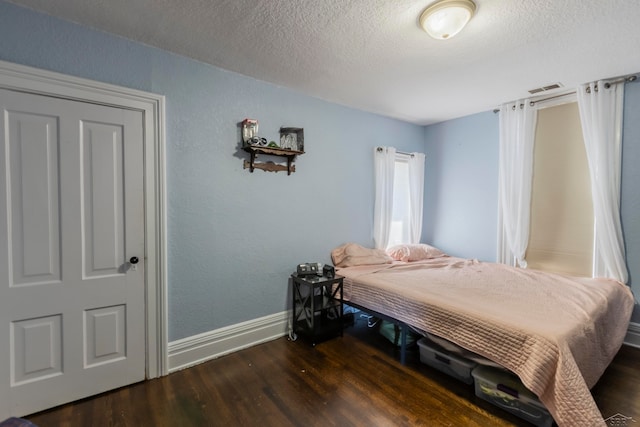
[624,322,640,349]
[168,311,290,372]
[168,315,640,371]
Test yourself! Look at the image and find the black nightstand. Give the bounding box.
[291,273,344,345]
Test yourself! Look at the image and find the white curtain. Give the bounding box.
[497,100,537,267]
[577,81,628,283]
[373,147,396,249]
[408,153,426,244]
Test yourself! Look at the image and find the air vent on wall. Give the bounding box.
[528,83,563,95]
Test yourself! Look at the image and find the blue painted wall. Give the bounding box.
[422,111,500,262]
[0,1,425,341]
[424,91,640,323]
[622,82,640,323]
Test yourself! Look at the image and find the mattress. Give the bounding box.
[337,256,634,427]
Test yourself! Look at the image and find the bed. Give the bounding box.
[332,243,635,427]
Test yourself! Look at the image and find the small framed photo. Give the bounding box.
[279,127,304,152]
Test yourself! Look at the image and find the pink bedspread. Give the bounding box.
[337,257,634,427]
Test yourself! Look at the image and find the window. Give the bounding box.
[499,81,627,282]
[373,147,425,249]
[388,158,410,247]
[527,101,594,276]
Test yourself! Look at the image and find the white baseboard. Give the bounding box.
[167,314,639,372]
[624,322,640,348]
[168,311,290,372]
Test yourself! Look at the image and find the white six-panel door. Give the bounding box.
[0,89,145,417]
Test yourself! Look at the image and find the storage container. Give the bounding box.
[472,365,554,427]
[417,337,477,384]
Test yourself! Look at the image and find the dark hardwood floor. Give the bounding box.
[26,315,640,426]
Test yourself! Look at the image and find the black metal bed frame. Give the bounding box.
[344,301,411,365]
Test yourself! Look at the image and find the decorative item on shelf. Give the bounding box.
[279,127,304,152]
[241,118,259,145]
[248,136,268,146]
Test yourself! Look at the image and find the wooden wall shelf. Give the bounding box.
[243,146,304,175]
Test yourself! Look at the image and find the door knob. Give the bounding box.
[130,256,139,264]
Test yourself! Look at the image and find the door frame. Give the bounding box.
[0,60,168,378]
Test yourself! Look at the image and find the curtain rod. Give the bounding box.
[493,74,638,113]
[376,146,414,157]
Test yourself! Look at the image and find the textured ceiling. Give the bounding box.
[7,0,640,125]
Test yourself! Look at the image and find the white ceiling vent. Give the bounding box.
[528,83,563,95]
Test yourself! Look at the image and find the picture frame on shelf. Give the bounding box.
[279,127,304,152]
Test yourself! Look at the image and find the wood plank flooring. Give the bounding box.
[26,315,640,426]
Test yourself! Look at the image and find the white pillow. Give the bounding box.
[386,243,445,262]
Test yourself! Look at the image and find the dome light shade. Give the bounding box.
[420,0,476,40]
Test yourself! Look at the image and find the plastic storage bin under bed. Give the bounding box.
[417,337,477,385]
[472,365,553,427]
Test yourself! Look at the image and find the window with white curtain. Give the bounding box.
[498,78,628,282]
[373,147,425,249]
[527,100,594,276]
[388,158,410,247]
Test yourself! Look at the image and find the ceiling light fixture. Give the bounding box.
[420,0,476,40]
